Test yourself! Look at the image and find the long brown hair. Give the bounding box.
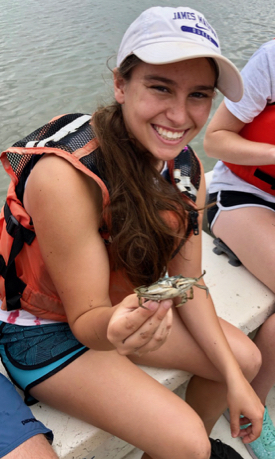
[93,55,195,287]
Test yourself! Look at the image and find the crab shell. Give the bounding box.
[135,286,183,302]
[134,271,207,303]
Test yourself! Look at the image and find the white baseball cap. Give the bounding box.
[117,6,243,102]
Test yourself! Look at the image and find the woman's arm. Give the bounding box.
[168,171,243,380]
[24,154,172,353]
[24,154,115,349]
[204,101,275,165]
[168,170,263,440]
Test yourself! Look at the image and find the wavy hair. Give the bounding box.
[92,55,197,287]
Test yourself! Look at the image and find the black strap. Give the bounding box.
[254,168,275,190]
[1,203,35,311]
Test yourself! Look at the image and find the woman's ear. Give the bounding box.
[113,68,126,104]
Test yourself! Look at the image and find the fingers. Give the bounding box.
[123,304,173,355]
[241,417,263,444]
[230,411,241,439]
[230,410,263,443]
[108,298,173,355]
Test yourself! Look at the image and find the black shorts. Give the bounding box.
[207,190,275,231]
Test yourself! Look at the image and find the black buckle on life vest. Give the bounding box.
[6,214,20,238]
[1,202,36,311]
[190,210,199,236]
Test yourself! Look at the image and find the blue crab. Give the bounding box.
[134,271,208,308]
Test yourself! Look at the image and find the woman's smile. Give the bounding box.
[152,124,186,142]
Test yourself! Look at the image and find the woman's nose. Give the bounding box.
[166,102,189,126]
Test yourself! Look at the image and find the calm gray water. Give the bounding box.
[1,0,275,203]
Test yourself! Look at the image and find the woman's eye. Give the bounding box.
[190,91,213,99]
[151,85,169,93]
[190,92,207,98]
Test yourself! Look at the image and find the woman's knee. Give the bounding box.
[161,432,210,459]
[184,435,211,459]
[221,319,262,381]
[236,336,262,381]
[176,416,211,459]
[148,411,210,459]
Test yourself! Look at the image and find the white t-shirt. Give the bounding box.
[0,301,58,326]
[209,39,275,203]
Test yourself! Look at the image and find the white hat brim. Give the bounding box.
[133,42,243,102]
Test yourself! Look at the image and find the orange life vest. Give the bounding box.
[0,113,201,321]
[223,104,275,195]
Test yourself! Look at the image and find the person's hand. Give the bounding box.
[227,377,264,443]
[107,294,173,355]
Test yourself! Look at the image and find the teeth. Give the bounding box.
[154,125,184,140]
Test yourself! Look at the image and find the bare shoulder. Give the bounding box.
[24,154,103,225]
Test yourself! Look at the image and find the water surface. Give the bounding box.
[1,0,274,202]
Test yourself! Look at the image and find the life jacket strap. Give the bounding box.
[254,168,275,190]
[1,203,35,311]
[25,114,91,148]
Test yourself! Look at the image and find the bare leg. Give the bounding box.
[185,377,228,434]
[212,206,275,404]
[212,206,275,294]
[31,349,210,459]
[29,312,259,457]
[3,434,58,459]
[187,317,262,433]
[132,314,261,434]
[251,314,275,405]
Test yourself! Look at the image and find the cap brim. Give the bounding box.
[133,42,243,102]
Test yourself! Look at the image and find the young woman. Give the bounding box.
[0,7,264,459]
[204,39,275,459]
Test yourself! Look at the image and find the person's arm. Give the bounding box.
[168,172,243,380]
[203,101,275,165]
[168,169,263,442]
[24,154,172,353]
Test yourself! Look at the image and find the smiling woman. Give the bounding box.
[113,58,216,164]
[0,6,264,459]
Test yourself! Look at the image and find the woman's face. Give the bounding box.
[114,57,216,167]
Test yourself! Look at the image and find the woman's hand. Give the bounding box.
[227,377,264,443]
[107,294,173,356]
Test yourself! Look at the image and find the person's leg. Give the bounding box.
[213,206,275,402]
[212,205,275,458]
[212,206,275,294]
[131,313,261,434]
[250,313,275,405]
[31,348,211,459]
[0,374,56,459]
[29,312,260,458]
[223,315,275,459]
[3,435,58,459]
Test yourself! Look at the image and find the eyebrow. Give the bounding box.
[143,75,176,85]
[143,75,215,91]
